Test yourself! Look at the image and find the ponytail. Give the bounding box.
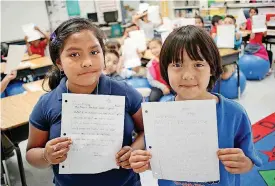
[42,66,65,91]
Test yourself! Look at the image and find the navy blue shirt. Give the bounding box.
[29,74,143,186]
[155,94,262,186]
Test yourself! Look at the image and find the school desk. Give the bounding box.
[1,91,45,186]
[23,79,50,92]
[3,53,41,62]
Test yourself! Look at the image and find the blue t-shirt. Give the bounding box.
[156,93,262,186]
[29,74,143,186]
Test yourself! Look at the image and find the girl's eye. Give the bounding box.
[195,63,204,68]
[70,53,80,57]
[91,51,99,55]
[172,62,182,68]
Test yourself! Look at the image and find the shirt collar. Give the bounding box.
[57,74,110,101]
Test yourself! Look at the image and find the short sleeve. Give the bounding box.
[40,39,47,48]
[125,83,142,115]
[29,96,50,131]
[235,111,262,167]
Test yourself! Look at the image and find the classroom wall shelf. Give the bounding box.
[172,6,200,10]
[226,3,275,8]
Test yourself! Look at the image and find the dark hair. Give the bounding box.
[211,15,223,26]
[225,15,236,24]
[249,7,258,14]
[149,38,162,46]
[45,17,105,90]
[105,49,120,59]
[195,15,204,24]
[159,25,223,91]
[105,40,121,51]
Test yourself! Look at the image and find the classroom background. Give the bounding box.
[1,0,275,186]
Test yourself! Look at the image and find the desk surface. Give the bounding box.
[241,30,251,37]
[219,49,240,57]
[0,91,45,130]
[23,79,50,92]
[22,53,41,61]
[1,57,53,74]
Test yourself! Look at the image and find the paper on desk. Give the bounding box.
[142,100,220,182]
[22,23,41,42]
[59,94,125,174]
[148,6,161,25]
[252,15,267,33]
[217,25,235,48]
[122,38,142,69]
[4,45,26,74]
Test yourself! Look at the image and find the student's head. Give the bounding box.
[249,7,258,18]
[105,40,121,53]
[195,15,204,28]
[211,15,223,26]
[224,15,236,26]
[47,17,105,90]
[30,39,41,47]
[148,38,162,58]
[105,49,120,74]
[160,25,223,100]
[141,11,149,22]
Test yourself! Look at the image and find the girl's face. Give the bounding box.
[195,18,204,28]
[250,9,257,18]
[167,49,211,100]
[58,30,104,86]
[224,17,234,25]
[105,52,119,74]
[149,41,162,58]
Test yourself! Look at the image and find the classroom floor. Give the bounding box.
[3,72,275,186]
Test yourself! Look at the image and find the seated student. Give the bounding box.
[195,15,204,29]
[211,15,223,39]
[147,39,170,102]
[25,26,49,57]
[105,40,121,54]
[132,11,163,40]
[1,42,9,62]
[103,49,124,81]
[240,8,271,75]
[1,70,17,94]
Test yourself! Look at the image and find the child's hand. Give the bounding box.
[6,70,17,81]
[34,26,40,31]
[116,146,133,169]
[24,36,28,42]
[162,87,170,95]
[129,150,151,173]
[217,148,253,174]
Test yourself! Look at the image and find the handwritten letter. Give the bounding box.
[142,100,220,182]
[59,94,125,174]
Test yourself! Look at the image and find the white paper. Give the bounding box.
[129,30,147,52]
[236,9,247,26]
[122,38,142,69]
[148,6,161,25]
[138,3,149,14]
[59,94,125,174]
[217,25,235,49]
[4,45,26,74]
[252,15,267,33]
[142,100,220,182]
[22,23,41,42]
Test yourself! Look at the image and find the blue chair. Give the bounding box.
[126,78,151,88]
[5,81,25,96]
[1,91,7,98]
[239,55,269,80]
[212,70,246,99]
[160,94,174,102]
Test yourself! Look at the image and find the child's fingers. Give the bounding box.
[118,150,131,162]
[116,146,132,159]
[217,148,242,155]
[133,164,150,173]
[224,166,240,174]
[130,154,151,163]
[130,161,149,169]
[119,161,131,168]
[218,154,245,162]
[131,150,151,157]
[221,161,241,168]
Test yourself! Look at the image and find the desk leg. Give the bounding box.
[14,143,27,186]
[1,139,11,186]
